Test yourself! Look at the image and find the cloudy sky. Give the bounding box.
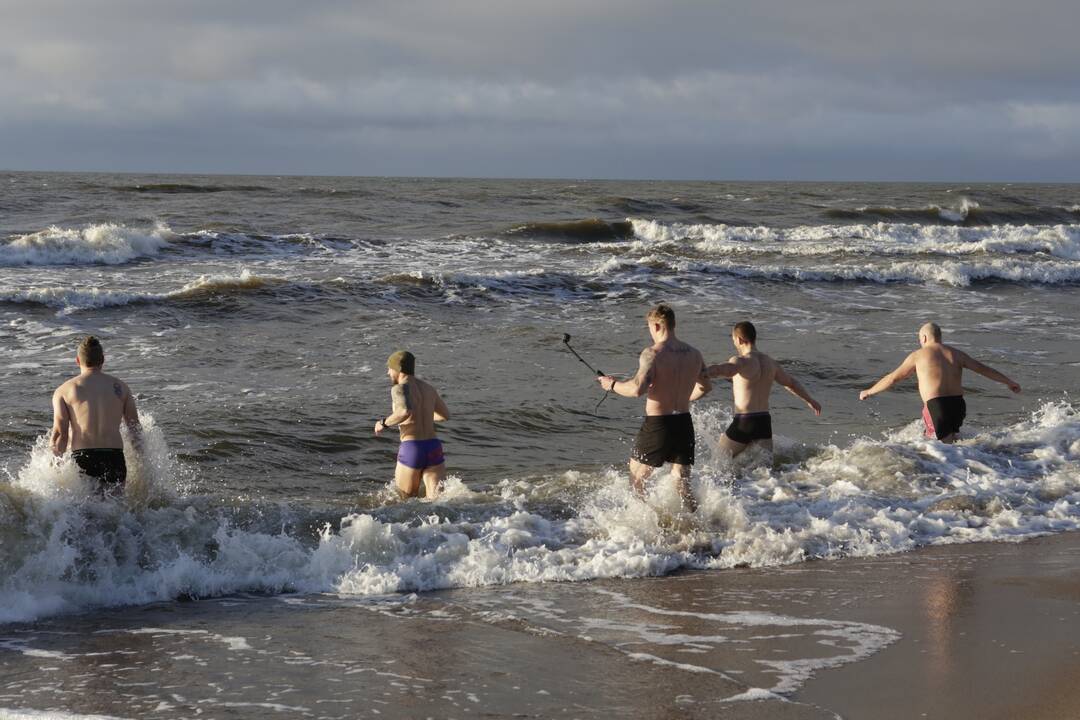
[2,1,1078,180]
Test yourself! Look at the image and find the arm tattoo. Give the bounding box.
[390,384,413,413]
[639,348,656,385]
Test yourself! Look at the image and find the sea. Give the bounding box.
[1,173,1079,718]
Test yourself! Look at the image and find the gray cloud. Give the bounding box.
[1,0,1078,179]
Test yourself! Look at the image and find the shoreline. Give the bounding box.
[2,532,1079,719]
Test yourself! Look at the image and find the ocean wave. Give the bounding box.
[2,401,1077,626]
[0,223,174,266]
[114,183,274,194]
[0,270,289,314]
[505,218,634,242]
[676,258,1080,287]
[629,218,1080,261]
[379,268,611,302]
[821,198,1080,225]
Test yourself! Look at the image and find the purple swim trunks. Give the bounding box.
[396,438,445,470]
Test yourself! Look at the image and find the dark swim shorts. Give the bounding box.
[71,448,127,490]
[632,413,695,468]
[724,412,773,445]
[922,395,966,440]
[397,438,445,470]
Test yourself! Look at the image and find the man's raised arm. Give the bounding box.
[962,353,1021,393]
[775,365,822,415]
[598,348,655,398]
[859,352,917,401]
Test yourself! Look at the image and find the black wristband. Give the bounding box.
[382,416,393,427]
[608,378,617,392]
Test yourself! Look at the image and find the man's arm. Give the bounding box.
[705,361,738,379]
[690,357,713,401]
[598,348,655,398]
[375,384,414,434]
[961,353,1021,393]
[433,392,450,422]
[775,365,822,415]
[50,387,70,456]
[122,384,143,451]
[859,352,918,400]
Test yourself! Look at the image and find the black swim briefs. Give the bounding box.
[922,395,966,440]
[72,448,127,490]
[724,412,773,445]
[632,413,695,468]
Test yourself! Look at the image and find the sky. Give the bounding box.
[1,1,1078,181]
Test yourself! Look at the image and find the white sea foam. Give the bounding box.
[629,218,1080,261]
[0,223,173,266]
[1,402,1077,626]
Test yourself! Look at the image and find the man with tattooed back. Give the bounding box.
[598,304,712,511]
[374,350,451,498]
[51,336,141,494]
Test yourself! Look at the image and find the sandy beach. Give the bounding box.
[2,531,1078,719]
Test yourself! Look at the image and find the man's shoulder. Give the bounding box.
[54,378,75,397]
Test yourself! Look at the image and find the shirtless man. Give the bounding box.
[703,321,821,458]
[374,350,450,498]
[51,336,141,493]
[859,322,1020,442]
[597,304,711,511]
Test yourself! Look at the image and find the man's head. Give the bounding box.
[77,336,105,368]
[918,322,942,346]
[645,304,675,341]
[387,350,416,383]
[732,321,756,350]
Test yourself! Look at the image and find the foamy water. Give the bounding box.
[3,400,1077,626]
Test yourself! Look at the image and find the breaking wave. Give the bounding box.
[2,401,1078,625]
[0,223,174,266]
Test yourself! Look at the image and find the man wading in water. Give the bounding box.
[859,322,1020,442]
[702,321,821,458]
[598,304,711,511]
[375,351,451,498]
[51,336,142,494]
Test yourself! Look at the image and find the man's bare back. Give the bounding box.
[392,378,445,441]
[597,305,711,510]
[638,338,708,416]
[704,322,820,457]
[51,337,141,493]
[374,351,450,499]
[859,323,1020,442]
[52,370,137,452]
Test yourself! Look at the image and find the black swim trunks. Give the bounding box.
[632,413,695,468]
[71,448,127,491]
[724,412,773,445]
[922,395,966,440]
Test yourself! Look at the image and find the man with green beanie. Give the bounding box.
[374,350,451,498]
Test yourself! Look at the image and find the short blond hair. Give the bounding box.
[78,336,104,367]
[646,304,675,329]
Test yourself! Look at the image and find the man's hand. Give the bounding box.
[597,375,617,392]
[374,419,386,435]
[1008,381,1021,394]
[859,390,872,401]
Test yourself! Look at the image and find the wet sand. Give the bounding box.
[2,532,1079,719]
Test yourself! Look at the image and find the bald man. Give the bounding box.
[859,323,1021,442]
